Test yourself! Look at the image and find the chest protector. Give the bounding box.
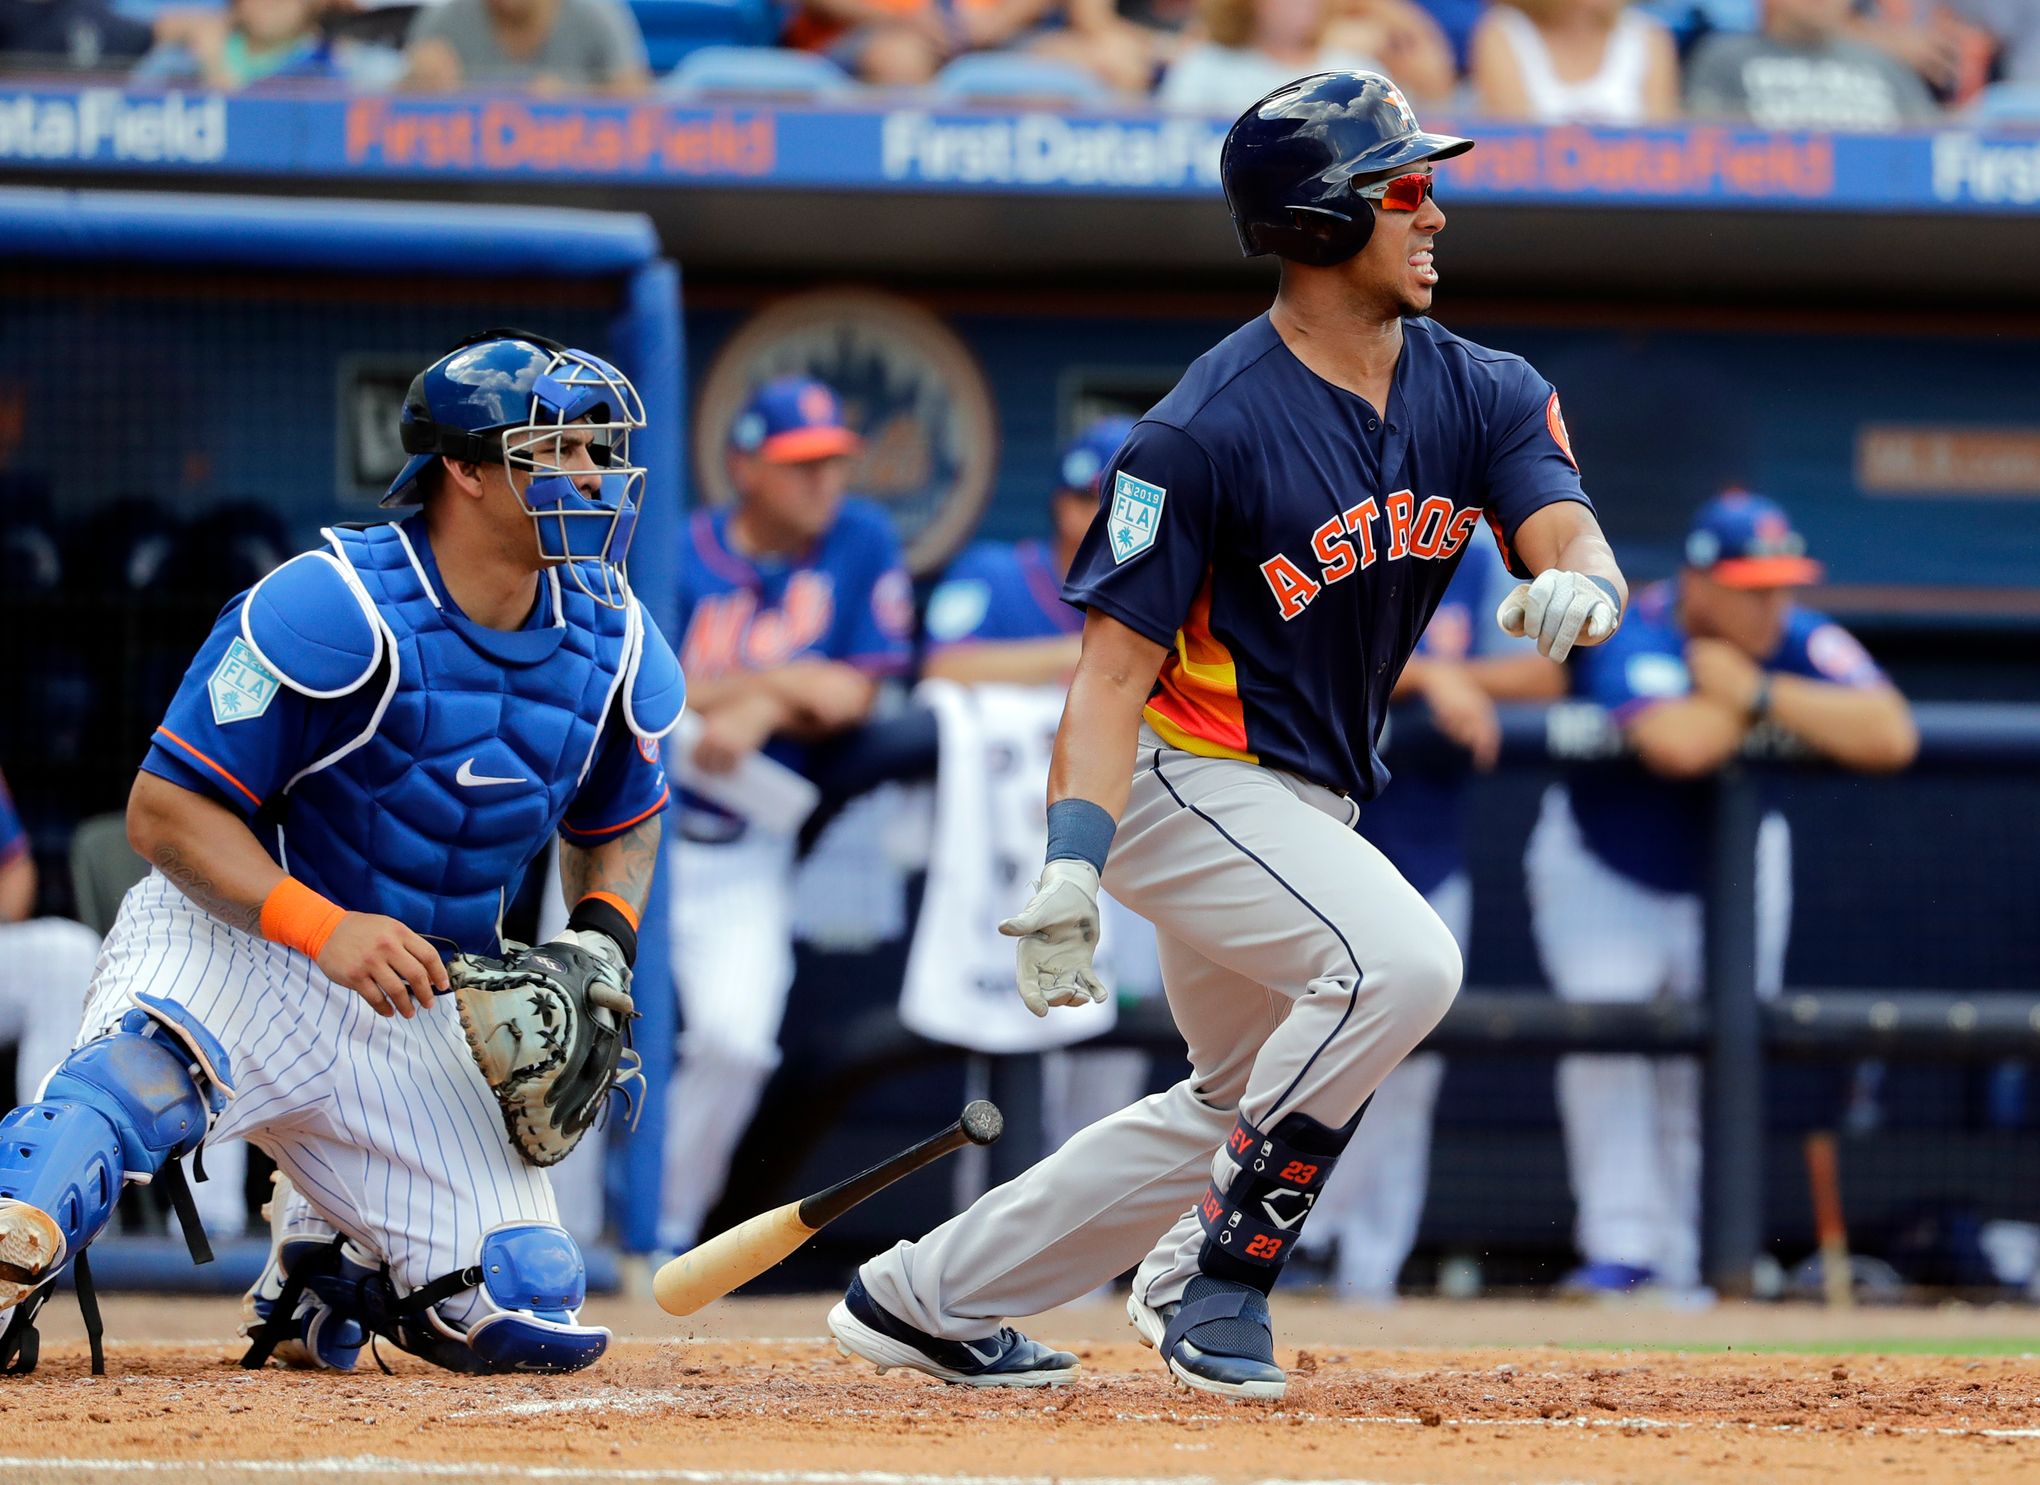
[240,523,681,955]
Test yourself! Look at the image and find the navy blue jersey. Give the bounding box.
[1566,582,1888,892]
[1064,313,1588,798]
[1360,539,1523,895]
[924,540,1082,649]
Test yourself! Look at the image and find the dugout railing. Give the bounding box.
[730,700,2040,1296]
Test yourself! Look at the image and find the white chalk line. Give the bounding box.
[0,1466,1460,1485]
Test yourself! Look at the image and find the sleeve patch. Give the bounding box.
[924,579,993,643]
[1807,622,1881,686]
[1545,392,1578,471]
[1624,651,1690,701]
[208,636,283,725]
[872,567,914,641]
[1107,470,1166,563]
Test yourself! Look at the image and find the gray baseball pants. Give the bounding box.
[859,727,1463,1337]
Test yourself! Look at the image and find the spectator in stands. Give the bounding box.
[1685,0,1938,126]
[1526,494,1916,1298]
[660,377,912,1257]
[0,764,101,1107]
[403,0,649,95]
[134,0,368,88]
[1044,0,1188,94]
[1946,0,2038,85]
[1843,0,1993,105]
[0,0,228,74]
[1156,0,1384,112]
[1300,536,1564,1302]
[1470,0,1681,123]
[785,0,1067,89]
[1329,0,1458,98]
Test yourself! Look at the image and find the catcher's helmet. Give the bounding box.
[384,329,647,608]
[1221,71,1474,268]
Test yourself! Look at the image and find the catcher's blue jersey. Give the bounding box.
[142,517,680,954]
[1063,313,1588,800]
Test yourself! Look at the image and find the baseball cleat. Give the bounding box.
[1129,1275,1288,1401]
[828,1274,1078,1388]
[239,1175,364,1370]
[0,1198,65,1312]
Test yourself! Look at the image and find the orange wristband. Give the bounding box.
[260,877,346,959]
[577,891,640,932]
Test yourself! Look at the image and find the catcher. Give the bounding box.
[0,330,679,1376]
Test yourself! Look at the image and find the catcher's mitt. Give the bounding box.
[451,934,640,1167]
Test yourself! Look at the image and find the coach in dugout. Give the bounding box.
[661,376,913,1256]
[1527,492,1916,1299]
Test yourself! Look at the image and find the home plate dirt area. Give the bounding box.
[2,1294,2035,1484]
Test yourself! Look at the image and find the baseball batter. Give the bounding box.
[828,72,1628,1401]
[0,331,681,1375]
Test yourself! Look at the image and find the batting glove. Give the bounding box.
[1497,569,1621,661]
[998,859,1109,1018]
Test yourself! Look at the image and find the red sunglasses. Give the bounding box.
[1354,171,1435,213]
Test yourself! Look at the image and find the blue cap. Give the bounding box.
[1055,415,1136,496]
[728,376,860,464]
[1684,492,1823,588]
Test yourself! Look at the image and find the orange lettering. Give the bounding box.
[1440,507,1483,558]
[1260,554,1321,621]
[1384,489,1415,560]
[1278,1161,1319,1185]
[1312,515,1357,585]
[1245,1235,1284,1259]
[1342,499,1380,568]
[1410,496,1455,559]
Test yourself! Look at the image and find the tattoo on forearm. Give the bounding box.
[152,843,261,933]
[559,816,663,917]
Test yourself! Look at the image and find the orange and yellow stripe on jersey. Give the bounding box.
[1142,573,1258,764]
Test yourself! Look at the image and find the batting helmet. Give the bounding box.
[1221,71,1474,268]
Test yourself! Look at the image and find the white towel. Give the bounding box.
[899,680,1119,1053]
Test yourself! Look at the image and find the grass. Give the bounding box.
[1558,1337,2040,1358]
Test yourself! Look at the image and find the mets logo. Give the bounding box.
[695,290,998,578]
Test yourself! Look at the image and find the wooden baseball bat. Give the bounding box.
[653,1100,1004,1317]
[1803,1130,1853,1310]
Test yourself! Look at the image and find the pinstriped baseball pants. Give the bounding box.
[859,729,1463,1338]
[77,871,556,1324]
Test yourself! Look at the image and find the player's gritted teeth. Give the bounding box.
[1410,248,1438,287]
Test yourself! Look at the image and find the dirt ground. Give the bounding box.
[2,1292,2036,1484]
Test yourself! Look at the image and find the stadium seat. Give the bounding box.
[664,45,856,99]
[931,54,1109,106]
[70,812,148,938]
[1971,84,2040,126]
[630,0,780,75]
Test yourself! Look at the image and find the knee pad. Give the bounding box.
[460,1223,609,1373]
[0,996,233,1264]
[1195,1109,1361,1294]
[331,1223,609,1375]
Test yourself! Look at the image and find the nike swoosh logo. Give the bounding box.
[456,758,528,788]
[959,1339,1005,1365]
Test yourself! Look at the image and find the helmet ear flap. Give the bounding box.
[1277,202,1374,267]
